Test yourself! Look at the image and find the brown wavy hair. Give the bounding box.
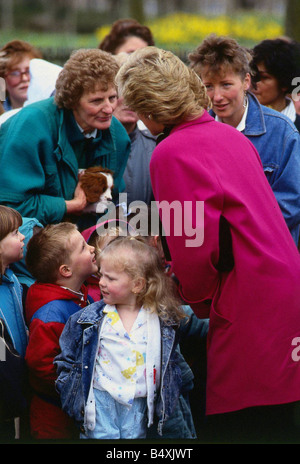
[55,48,119,109]
[188,34,251,79]
[99,18,154,54]
[99,235,185,324]
[0,39,42,77]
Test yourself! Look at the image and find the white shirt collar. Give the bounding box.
[215,97,249,132]
[281,97,296,123]
[76,122,97,138]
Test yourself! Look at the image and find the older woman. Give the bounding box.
[0,39,42,111]
[0,48,130,226]
[116,47,300,440]
[188,34,300,246]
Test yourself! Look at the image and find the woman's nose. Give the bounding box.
[102,101,114,114]
[213,88,223,102]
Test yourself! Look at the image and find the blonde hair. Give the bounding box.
[115,46,211,126]
[0,206,22,281]
[100,236,184,324]
[55,48,119,109]
[26,222,78,283]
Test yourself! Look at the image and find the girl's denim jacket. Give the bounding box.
[54,300,201,439]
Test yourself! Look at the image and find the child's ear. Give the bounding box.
[59,264,72,278]
[132,277,146,295]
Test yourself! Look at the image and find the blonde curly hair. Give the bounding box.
[115,46,211,126]
[55,48,119,109]
[99,235,185,324]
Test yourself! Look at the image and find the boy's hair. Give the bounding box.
[26,222,78,284]
[0,205,22,281]
[100,236,185,324]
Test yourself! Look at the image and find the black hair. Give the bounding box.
[251,38,300,94]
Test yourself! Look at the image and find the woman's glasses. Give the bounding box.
[5,69,30,82]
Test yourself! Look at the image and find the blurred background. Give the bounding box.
[0,0,298,64]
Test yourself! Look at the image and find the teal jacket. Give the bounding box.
[0,98,131,225]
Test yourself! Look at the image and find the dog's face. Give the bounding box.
[99,172,114,203]
[80,166,114,204]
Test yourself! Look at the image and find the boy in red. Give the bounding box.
[25,222,98,440]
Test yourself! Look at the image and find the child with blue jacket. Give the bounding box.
[0,206,28,440]
[55,236,204,439]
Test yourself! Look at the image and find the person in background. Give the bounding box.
[0,40,42,111]
[116,46,300,442]
[250,37,300,131]
[100,21,156,206]
[98,18,154,55]
[113,53,156,206]
[0,48,130,228]
[188,34,300,246]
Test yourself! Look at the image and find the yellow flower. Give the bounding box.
[95,12,283,50]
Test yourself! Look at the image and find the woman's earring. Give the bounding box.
[148,114,153,120]
[243,92,247,108]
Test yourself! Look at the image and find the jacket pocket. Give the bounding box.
[44,165,62,196]
[55,364,83,418]
[263,163,279,182]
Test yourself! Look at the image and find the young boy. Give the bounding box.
[25,222,98,440]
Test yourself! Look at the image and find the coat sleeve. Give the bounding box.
[25,318,65,396]
[150,139,223,318]
[268,130,300,235]
[0,108,67,225]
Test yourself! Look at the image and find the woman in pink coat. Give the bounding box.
[116,47,300,440]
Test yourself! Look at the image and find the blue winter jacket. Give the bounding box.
[54,300,201,439]
[0,269,28,357]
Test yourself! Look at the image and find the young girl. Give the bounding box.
[0,205,28,439]
[81,218,135,301]
[55,236,197,439]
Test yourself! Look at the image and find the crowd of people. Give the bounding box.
[1,17,300,443]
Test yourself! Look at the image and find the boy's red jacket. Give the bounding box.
[25,282,91,398]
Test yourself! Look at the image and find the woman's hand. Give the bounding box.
[65,182,87,214]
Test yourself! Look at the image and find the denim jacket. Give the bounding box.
[243,93,300,244]
[54,300,197,439]
[211,93,300,244]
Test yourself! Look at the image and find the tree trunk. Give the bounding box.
[285,0,300,42]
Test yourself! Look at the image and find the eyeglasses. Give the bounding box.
[5,69,30,82]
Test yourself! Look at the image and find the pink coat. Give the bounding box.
[150,111,300,415]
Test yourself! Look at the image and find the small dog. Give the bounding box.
[79,166,114,214]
